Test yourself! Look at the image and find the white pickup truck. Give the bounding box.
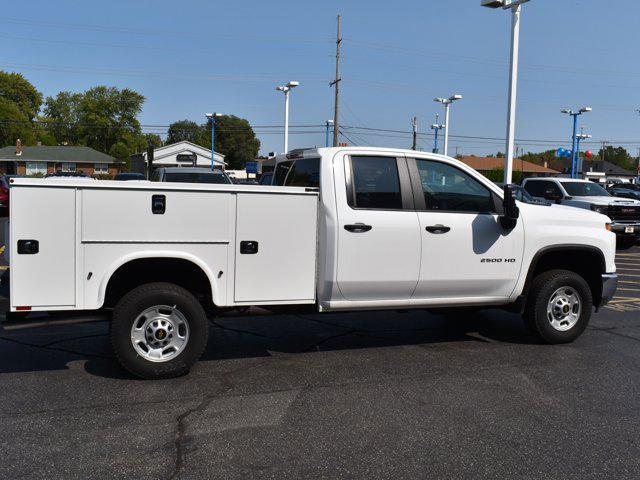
[2,147,618,379]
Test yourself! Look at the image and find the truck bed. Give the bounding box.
[8,178,319,312]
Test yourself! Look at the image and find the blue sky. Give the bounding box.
[4,0,640,157]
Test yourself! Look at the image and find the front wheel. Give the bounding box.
[110,282,209,379]
[524,269,593,344]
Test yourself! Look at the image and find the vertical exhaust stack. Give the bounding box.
[15,139,22,156]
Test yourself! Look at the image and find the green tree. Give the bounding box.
[144,133,163,149]
[109,141,132,172]
[0,71,43,146]
[598,145,633,170]
[0,98,35,146]
[166,120,202,145]
[212,115,260,169]
[77,86,145,153]
[43,91,82,145]
[45,86,145,154]
[0,71,42,120]
[520,149,557,166]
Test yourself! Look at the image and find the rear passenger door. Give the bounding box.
[408,158,524,301]
[336,154,421,301]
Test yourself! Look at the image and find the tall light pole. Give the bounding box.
[276,81,299,154]
[636,109,640,183]
[205,112,222,170]
[561,107,592,178]
[430,113,445,154]
[434,94,462,156]
[481,0,530,184]
[325,120,334,147]
[575,131,592,176]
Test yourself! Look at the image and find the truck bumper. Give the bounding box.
[599,273,618,308]
[610,222,640,235]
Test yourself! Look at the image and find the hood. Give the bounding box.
[572,196,640,206]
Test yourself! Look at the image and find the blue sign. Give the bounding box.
[246,161,259,174]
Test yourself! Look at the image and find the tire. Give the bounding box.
[523,269,593,344]
[110,282,208,379]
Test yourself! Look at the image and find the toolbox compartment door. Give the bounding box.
[234,192,318,303]
[10,187,76,308]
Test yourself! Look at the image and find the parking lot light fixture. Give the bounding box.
[433,94,462,156]
[576,132,592,175]
[561,107,592,178]
[481,0,531,184]
[205,113,223,170]
[430,113,445,154]
[276,81,300,153]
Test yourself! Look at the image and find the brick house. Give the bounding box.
[458,156,559,176]
[0,144,120,177]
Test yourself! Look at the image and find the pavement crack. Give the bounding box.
[589,326,640,342]
[208,318,271,339]
[305,329,358,352]
[169,395,215,480]
[42,334,108,347]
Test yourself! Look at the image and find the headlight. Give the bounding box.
[591,205,608,214]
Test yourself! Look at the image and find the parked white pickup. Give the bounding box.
[4,147,618,378]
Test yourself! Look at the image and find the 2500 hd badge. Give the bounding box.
[481,258,517,263]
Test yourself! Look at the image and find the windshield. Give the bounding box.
[164,172,231,184]
[514,186,534,202]
[561,182,610,197]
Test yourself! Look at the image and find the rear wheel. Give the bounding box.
[110,282,208,379]
[524,269,593,344]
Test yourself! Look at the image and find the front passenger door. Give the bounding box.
[409,158,524,301]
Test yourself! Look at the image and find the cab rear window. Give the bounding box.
[274,158,320,188]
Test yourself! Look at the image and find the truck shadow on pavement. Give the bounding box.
[1,309,535,379]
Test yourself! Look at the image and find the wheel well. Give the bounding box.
[104,258,214,309]
[527,248,604,306]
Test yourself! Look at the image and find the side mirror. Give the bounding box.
[500,184,520,230]
[542,189,562,202]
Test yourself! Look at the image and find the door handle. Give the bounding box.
[344,223,372,233]
[425,224,450,234]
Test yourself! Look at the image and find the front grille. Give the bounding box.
[607,204,640,222]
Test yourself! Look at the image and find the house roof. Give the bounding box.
[459,156,558,174]
[145,141,226,166]
[0,145,117,164]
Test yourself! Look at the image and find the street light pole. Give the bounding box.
[504,3,522,184]
[434,94,462,157]
[575,132,592,176]
[205,112,222,170]
[325,120,334,147]
[481,0,530,184]
[430,113,445,154]
[562,107,591,178]
[276,81,299,154]
[443,102,451,156]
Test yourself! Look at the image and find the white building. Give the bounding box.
[136,141,226,170]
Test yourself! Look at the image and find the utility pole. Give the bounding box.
[601,141,607,162]
[330,15,342,147]
[412,116,418,150]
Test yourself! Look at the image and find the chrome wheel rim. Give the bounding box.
[546,287,581,332]
[130,305,189,362]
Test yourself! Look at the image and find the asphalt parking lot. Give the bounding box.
[1,246,639,479]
